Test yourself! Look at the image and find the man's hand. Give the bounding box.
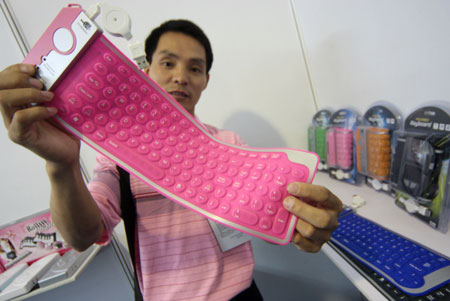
[283,182,343,252]
[0,63,80,165]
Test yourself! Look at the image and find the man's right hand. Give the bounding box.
[0,63,80,166]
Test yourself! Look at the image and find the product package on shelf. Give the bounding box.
[356,103,401,192]
[0,210,71,273]
[326,109,361,184]
[389,105,450,233]
[308,109,332,171]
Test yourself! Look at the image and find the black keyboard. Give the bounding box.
[329,207,450,300]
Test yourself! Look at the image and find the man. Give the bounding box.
[0,19,342,300]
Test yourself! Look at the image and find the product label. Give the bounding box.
[363,105,399,130]
[405,106,450,133]
[312,110,332,127]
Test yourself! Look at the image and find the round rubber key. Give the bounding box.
[269,188,283,201]
[70,113,83,125]
[264,203,277,216]
[93,130,107,141]
[163,176,175,187]
[107,74,120,85]
[259,217,273,230]
[208,199,219,209]
[256,184,268,196]
[94,62,107,75]
[85,72,104,90]
[117,65,130,77]
[174,182,186,193]
[81,105,95,117]
[66,94,82,109]
[219,202,231,213]
[196,194,208,204]
[250,198,264,211]
[129,76,141,86]
[292,165,309,181]
[103,53,116,64]
[169,165,181,176]
[185,188,196,198]
[82,121,95,133]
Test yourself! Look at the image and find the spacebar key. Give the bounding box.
[104,138,165,180]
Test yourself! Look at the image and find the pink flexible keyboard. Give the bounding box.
[24,5,319,244]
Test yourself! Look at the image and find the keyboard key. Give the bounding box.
[273,209,289,234]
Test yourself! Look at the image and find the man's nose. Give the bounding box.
[172,66,188,85]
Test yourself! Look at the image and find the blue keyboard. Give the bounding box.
[330,207,450,297]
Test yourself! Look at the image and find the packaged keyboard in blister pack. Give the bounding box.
[308,109,332,172]
[389,105,450,233]
[23,4,319,245]
[326,108,360,184]
[355,103,401,193]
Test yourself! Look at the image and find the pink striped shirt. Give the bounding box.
[88,121,255,300]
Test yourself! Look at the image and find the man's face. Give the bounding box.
[147,32,209,116]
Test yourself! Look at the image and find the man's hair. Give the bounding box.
[145,19,213,74]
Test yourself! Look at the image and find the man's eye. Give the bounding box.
[191,67,202,73]
[162,61,173,67]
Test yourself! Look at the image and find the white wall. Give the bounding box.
[292,0,450,117]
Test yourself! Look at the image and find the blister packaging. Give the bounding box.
[356,104,401,191]
[308,110,332,171]
[326,109,360,184]
[390,105,450,232]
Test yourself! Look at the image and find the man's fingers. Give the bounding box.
[0,89,54,127]
[291,232,323,253]
[0,64,39,90]
[8,106,57,144]
[283,196,339,230]
[0,88,53,108]
[287,182,342,211]
[1,63,36,76]
[294,218,331,243]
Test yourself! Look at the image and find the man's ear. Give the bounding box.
[144,66,150,75]
[203,73,210,91]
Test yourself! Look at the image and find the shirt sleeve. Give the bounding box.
[201,122,248,147]
[214,129,248,147]
[87,154,122,245]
